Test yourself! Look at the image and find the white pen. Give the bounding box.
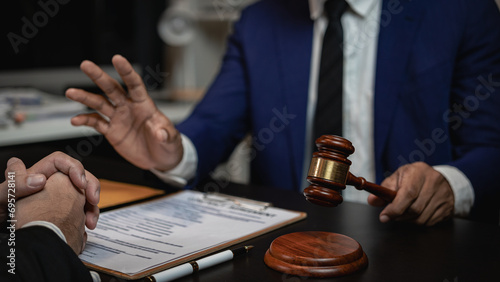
[144,245,254,282]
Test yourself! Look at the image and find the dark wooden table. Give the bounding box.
[179,183,499,282]
[101,182,500,282]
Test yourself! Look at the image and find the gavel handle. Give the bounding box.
[346,172,396,203]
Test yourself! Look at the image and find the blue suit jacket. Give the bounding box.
[177,0,500,221]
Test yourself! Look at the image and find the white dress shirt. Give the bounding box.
[306,0,473,215]
[154,0,474,216]
[304,0,380,204]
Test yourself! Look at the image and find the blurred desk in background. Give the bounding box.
[0,99,195,188]
[0,100,195,146]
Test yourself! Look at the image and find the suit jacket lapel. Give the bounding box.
[374,0,425,181]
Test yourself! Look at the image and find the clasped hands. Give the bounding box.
[0,152,100,254]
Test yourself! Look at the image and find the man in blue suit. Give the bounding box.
[67,0,500,224]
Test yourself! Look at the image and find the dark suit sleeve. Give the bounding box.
[176,5,253,186]
[446,0,500,222]
[0,226,93,282]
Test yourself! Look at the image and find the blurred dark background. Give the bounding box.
[0,0,166,93]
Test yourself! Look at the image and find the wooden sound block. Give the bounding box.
[264,231,368,278]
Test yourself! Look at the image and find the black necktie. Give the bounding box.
[313,0,348,148]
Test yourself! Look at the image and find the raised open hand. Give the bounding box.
[66,55,183,172]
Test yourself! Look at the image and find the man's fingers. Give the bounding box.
[84,170,100,206]
[377,163,454,226]
[53,155,88,192]
[367,194,389,207]
[378,165,424,222]
[6,157,26,175]
[369,172,398,213]
[85,201,100,230]
[380,172,398,189]
[380,195,417,222]
[406,180,435,219]
[112,54,149,103]
[66,88,115,117]
[426,204,453,226]
[83,171,100,230]
[80,60,127,106]
[5,158,46,198]
[372,172,399,206]
[26,153,102,230]
[412,205,434,225]
[28,152,87,192]
[70,113,111,135]
[415,178,454,226]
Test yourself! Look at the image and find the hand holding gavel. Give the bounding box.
[304,135,396,207]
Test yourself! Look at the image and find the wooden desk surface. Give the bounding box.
[101,182,500,282]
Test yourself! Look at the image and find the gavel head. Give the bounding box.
[303,135,354,207]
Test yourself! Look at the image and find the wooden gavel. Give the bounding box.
[304,135,396,207]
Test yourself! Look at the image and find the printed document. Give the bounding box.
[79,190,305,278]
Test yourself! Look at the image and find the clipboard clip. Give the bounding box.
[203,192,273,212]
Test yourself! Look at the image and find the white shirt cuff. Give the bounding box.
[22,221,67,243]
[433,165,475,216]
[150,133,198,187]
